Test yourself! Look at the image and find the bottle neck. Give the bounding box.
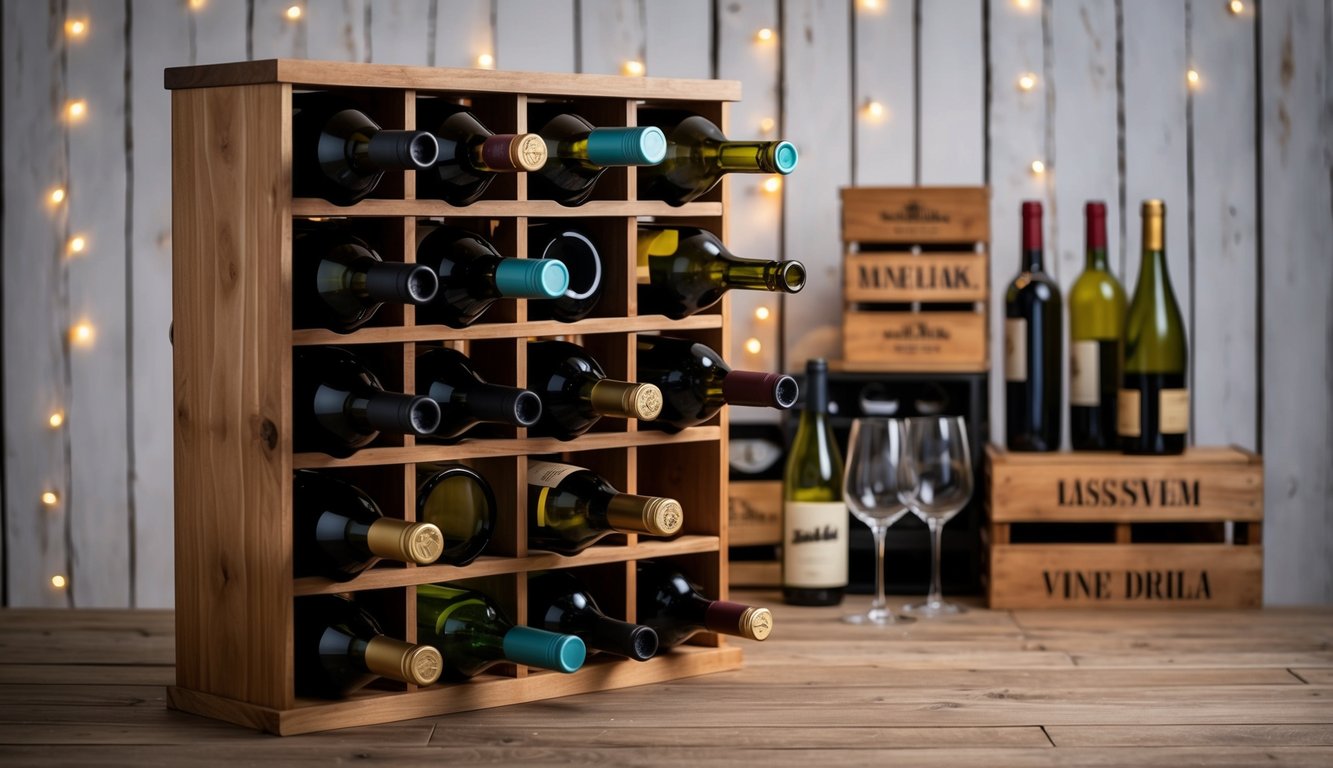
[721,371,799,409]
[583,614,658,661]
[1085,247,1109,271]
[722,258,806,293]
[715,141,789,173]
[1134,249,1173,295]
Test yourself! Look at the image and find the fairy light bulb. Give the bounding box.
[189,0,207,9]
[51,575,67,589]
[70,321,95,347]
[759,117,776,134]
[1014,0,1033,8]
[1187,69,1201,87]
[1018,73,1037,91]
[762,176,782,193]
[49,188,66,205]
[49,411,65,428]
[476,53,495,69]
[622,60,645,77]
[66,99,87,122]
[744,338,763,355]
[860,0,882,10]
[67,235,87,255]
[285,4,303,20]
[1228,0,1244,14]
[1030,159,1046,175]
[863,100,885,120]
[754,306,771,321]
[65,19,88,38]
[42,491,59,506]
[756,28,774,42]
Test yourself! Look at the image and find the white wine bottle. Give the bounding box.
[637,109,798,206]
[781,359,847,606]
[637,226,805,319]
[526,460,682,554]
[1069,201,1127,450]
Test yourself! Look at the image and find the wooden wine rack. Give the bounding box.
[165,60,741,735]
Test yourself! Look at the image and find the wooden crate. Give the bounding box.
[727,480,781,588]
[166,59,742,735]
[985,445,1264,609]
[839,187,989,372]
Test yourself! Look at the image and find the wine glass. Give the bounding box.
[902,416,974,617]
[841,418,916,626]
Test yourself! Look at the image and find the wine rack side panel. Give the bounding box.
[172,83,295,711]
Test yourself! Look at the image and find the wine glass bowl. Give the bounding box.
[902,416,974,617]
[841,418,916,626]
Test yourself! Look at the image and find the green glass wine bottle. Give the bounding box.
[781,359,846,606]
[1119,200,1188,455]
[637,109,798,206]
[636,226,805,319]
[416,584,586,679]
[1068,201,1127,450]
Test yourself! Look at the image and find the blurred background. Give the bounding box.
[1,0,1328,608]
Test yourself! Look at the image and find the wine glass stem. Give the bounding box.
[926,516,944,607]
[871,525,888,614]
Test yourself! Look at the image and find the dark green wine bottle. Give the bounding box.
[528,570,659,661]
[416,346,542,441]
[1004,201,1062,451]
[635,560,774,648]
[294,595,442,698]
[636,334,798,432]
[529,107,667,206]
[527,460,682,555]
[637,110,798,206]
[416,463,498,567]
[781,359,846,606]
[416,584,585,679]
[416,101,547,206]
[637,226,805,319]
[1119,200,1188,455]
[292,226,438,333]
[416,224,570,328]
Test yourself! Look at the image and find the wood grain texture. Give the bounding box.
[171,84,293,709]
[842,186,991,243]
[853,0,915,186]
[781,0,853,364]
[844,253,989,303]
[1,0,71,607]
[842,310,988,371]
[1260,0,1333,606]
[919,0,985,184]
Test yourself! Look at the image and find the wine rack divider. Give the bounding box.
[166,60,742,735]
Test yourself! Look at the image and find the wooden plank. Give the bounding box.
[369,0,432,66]
[643,0,711,79]
[289,197,725,218]
[433,725,1052,749]
[129,0,192,610]
[918,0,985,184]
[495,0,575,73]
[1046,724,1333,748]
[842,311,988,371]
[853,0,914,185]
[578,0,645,76]
[171,84,293,709]
[1185,0,1257,451]
[715,0,782,396]
[292,312,723,345]
[1122,0,1191,355]
[842,186,991,243]
[780,0,853,363]
[844,253,989,303]
[1294,669,1333,685]
[0,720,435,746]
[728,480,781,546]
[430,0,492,69]
[305,0,367,62]
[0,664,175,686]
[987,0,1047,446]
[1,0,71,607]
[1259,0,1333,605]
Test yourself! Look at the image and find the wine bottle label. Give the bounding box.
[782,501,848,589]
[527,460,582,488]
[1070,340,1100,406]
[1004,318,1027,382]
[1159,388,1189,434]
[1117,389,1141,437]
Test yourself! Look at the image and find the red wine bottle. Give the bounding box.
[528,570,659,661]
[294,595,441,698]
[415,346,542,441]
[635,334,798,432]
[415,225,569,328]
[416,100,547,205]
[526,340,663,440]
[635,560,773,648]
[292,346,441,458]
[1004,201,1062,451]
[292,92,438,206]
[292,226,438,333]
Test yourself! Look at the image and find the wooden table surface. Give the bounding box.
[2,592,1331,766]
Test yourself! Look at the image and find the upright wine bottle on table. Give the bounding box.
[1120,200,1188,455]
[637,109,799,206]
[636,560,774,648]
[637,335,798,432]
[781,359,847,606]
[292,227,439,333]
[292,92,439,206]
[1004,201,1062,451]
[525,224,605,322]
[528,570,659,661]
[527,460,682,555]
[295,595,442,698]
[637,226,805,319]
[416,464,498,566]
[1069,201,1127,450]
[416,584,586,679]
[416,101,547,205]
[415,224,569,328]
[292,346,441,458]
[416,346,542,441]
[526,340,663,440]
[293,470,444,581]
[529,106,667,206]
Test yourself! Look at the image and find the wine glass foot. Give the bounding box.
[901,599,967,617]
[841,609,916,626]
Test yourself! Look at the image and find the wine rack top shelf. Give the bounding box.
[165,59,742,102]
[291,199,724,219]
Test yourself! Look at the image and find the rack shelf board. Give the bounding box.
[291,314,724,346]
[290,198,724,219]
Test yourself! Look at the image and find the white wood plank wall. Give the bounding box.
[1,0,1327,607]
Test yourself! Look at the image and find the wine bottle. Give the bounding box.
[292,92,439,206]
[1120,200,1188,455]
[416,346,542,441]
[637,109,798,206]
[1004,200,1062,451]
[292,226,439,333]
[636,334,798,432]
[416,101,547,205]
[525,224,604,323]
[528,108,667,206]
[527,460,682,554]
[1069,201,1128,450]
[635,560,773,648]
[292,346,441,458]
[781,359,847,606]
[295,595,442,698]
[416,584,586,679]
[293,470,444,581]
[416,463,498,567]
[415,224,570,328]
[526,340,663,440]
[528,570,659,661]
[637,226,805,319]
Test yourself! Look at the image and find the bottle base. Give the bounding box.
[782,587,845,606]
